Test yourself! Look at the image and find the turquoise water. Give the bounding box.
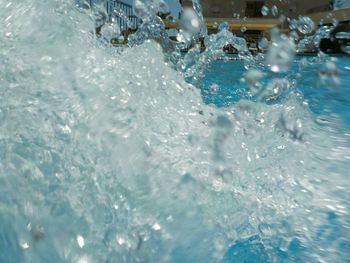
[1,1,350,262]
[203,55,350,129]
[202,55,350,262]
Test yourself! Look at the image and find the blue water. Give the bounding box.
[202,55,350,128]
[201,55,350,262]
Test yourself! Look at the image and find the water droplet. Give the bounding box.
[341,45,350,54]
[19,241,30,249]
[258,223,275,236]
[266,33,295,73]
[158,0,169,14]
[209,83,219,93]
[261,5,269,16]
[245,69,264,89]
[77,256,91,263]
[218,21,229,31]
[100,23,121,40]
[258,37,269,49]
[318,61,340,86]
[289,31,299,41]
[332,18,339,26]
[240,26,247,33]
[297,16,315,34]
[214,237,226,253]
[77,235,85,248]
[181,8,201,35]
[32,227,44,241]
[117,237,126,246]
[289,19,298,30]
[152,223,161,231]
[264,78,291,100]
[118,35,125,43]
[271,5,278,17]
[335,32,350,39]
[134,0,149,20]
[279,15,286,23]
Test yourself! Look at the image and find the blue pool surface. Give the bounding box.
[201,55,350,262]
[202,55,350,128]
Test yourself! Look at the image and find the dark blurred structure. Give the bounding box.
[181,0,350,53]
[320,22,350,54]
[182,0,332,19]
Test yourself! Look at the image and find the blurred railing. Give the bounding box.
[106,0,141,31]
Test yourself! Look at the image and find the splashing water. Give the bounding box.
[298,16,315,34]
[177,7,201,43]
[261,5,269,16]
[1,0,350,262]
[266,29,296,73]
[271,5,278,17]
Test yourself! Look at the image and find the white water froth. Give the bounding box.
[0,1,350,262]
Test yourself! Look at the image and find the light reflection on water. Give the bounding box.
[0,1,349,262]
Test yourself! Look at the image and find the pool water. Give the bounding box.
[201,55,350,262]
[1,1,350,262]
[202,55,350,127]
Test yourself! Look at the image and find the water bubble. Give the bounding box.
[279,15,286,23]
[266,32,296,73]
[276,112,305,141]
[152,223,161,231]
[245,69,264,87]
[118,35,125,43]
[318,61,340,86]
[264,78,291,101]
[100,23,121,40]
[332,18,339,26]
[258,37,269,49]
[289,31,299,41]
[19,242,30,249]
[181,7,201,36]
[289,19,298,30]
[261,5,269,16]
[158,0,169,14]
[341,45,350,54]
[32,227,45,241]
[271,5,279,17]
[244,69,264,96]
[279,238,292,252]
[297,16,315,34]
[326,12,333,19]
[176,8,201,44]
[258,223,276,236]
[77,235,85,248]
[76,0,91,10]
[214,237,226,254]
[77,256,91,263]
[209,83,219,93]
[218,21,230,31]
[335,32,350,39]
[134,0,149,20]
